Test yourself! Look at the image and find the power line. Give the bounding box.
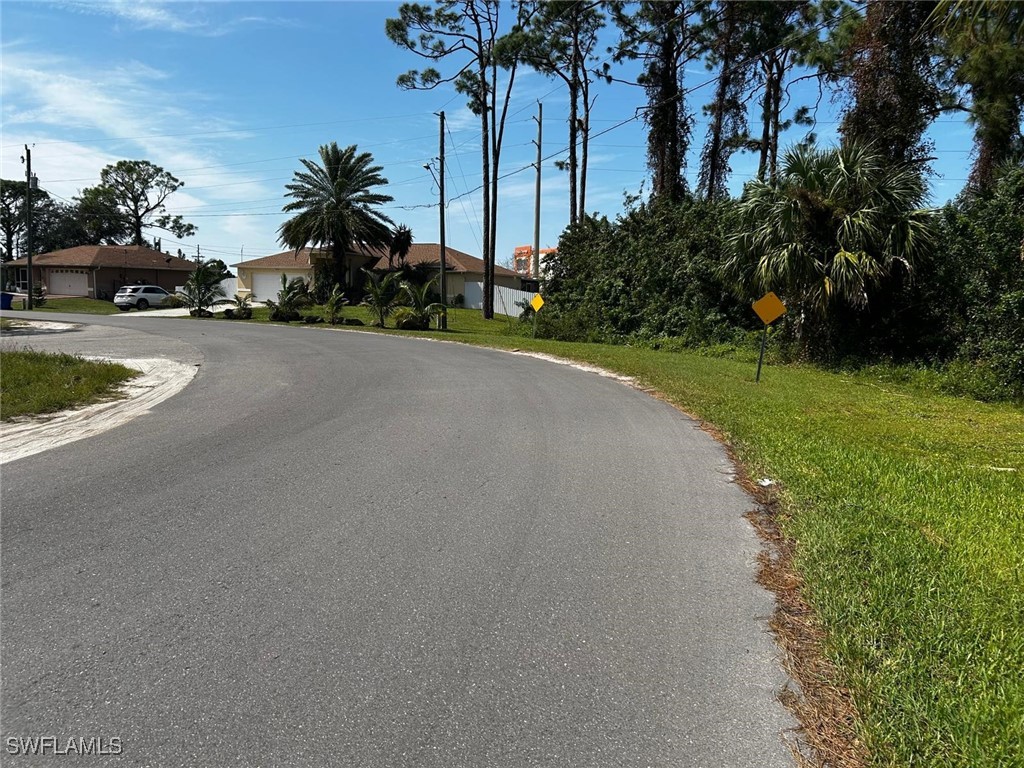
[445,123,483,255]
[446,1,867,206]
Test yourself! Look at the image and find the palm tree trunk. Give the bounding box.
[332,242,346,289]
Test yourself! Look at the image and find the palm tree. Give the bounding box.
[389,224,413,269]
[223,292,252,320]
[279,142,396,287]
[723,141,936,319]
[394,276,446,330]
[265,274,312,322]
[180,261,228,317]
[324,284,348,325]
[360,268,401,327]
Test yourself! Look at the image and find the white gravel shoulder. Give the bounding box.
[0,356,197,464]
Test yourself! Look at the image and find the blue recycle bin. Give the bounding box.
[0,292,13,310]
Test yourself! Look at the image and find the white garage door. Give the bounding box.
[252,271,309,301]
[48,269,89,296]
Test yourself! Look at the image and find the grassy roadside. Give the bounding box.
[6,297,120,315]
[226,307,1020,766]
[459,333,1021,767]
[0,349,138,420]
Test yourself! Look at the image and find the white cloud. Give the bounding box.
[56,0,205,33]
[51,1,303,37]
[0,46,287,258]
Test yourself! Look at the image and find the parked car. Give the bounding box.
[114,284,172,311]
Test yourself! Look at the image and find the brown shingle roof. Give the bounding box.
[371,243,517,276]
[231,247,326,269]
[231,246,388,269]
[5,245,196,271]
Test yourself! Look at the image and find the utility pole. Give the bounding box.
[438,110,447,330]
[23,145,34,310]
[532,102,543,281]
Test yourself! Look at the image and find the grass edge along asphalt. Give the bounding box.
[0,347,138,420]
[322,313,1021,768]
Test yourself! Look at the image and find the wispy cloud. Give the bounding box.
[0,46,284,253]
[56,0,205,33]
[53,1,302,37]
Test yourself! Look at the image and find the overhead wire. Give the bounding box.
[445,1,867,206]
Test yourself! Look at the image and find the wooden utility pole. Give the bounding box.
[438,111,448,330]
[532,102,543,280]
[24,146,34,310]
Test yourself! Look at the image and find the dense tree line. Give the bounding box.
[484,0,1021,401]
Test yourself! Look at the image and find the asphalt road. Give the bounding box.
[1,315,794,767]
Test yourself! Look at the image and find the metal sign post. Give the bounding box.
[751,292,786,383]
[531,293,544,339]
[756,324,769,383]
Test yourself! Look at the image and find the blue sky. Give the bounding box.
[1,1,975,270]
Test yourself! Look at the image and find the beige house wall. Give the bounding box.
[236,268,252,294]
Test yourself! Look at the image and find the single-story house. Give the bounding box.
[4,245,196,299]
[231,247,377,301]
[234,244,521,309]
[370,244,522,308]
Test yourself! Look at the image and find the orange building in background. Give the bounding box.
[512,245,557,277]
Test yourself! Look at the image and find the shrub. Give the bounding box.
[265,275,311,322]
[360,269,400,327]
[161,292,184,309]
[324,285,347,325]
[395,277,444,330]
[543,197,748,344]
[180,261,228,316]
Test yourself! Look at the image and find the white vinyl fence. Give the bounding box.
[175,277,237,298]
[462,281,534,317]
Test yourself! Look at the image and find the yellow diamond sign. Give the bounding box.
[752,292,786,324]
[531,293,544,312]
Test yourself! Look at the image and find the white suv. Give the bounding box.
[114,285,172,311]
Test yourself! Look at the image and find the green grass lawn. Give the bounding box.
[209,304,1024,764]
[0,349,138,420]
[9,297,120,315]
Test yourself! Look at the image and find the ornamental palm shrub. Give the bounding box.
[223,293,252,320]
[393,276,445,330]
[324,284,348,325]
[180,261,228,317]
[265,275,311,322]
[722,141,937,360]
[360,268,401,327]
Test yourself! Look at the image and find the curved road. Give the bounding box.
[1,315,794,767]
